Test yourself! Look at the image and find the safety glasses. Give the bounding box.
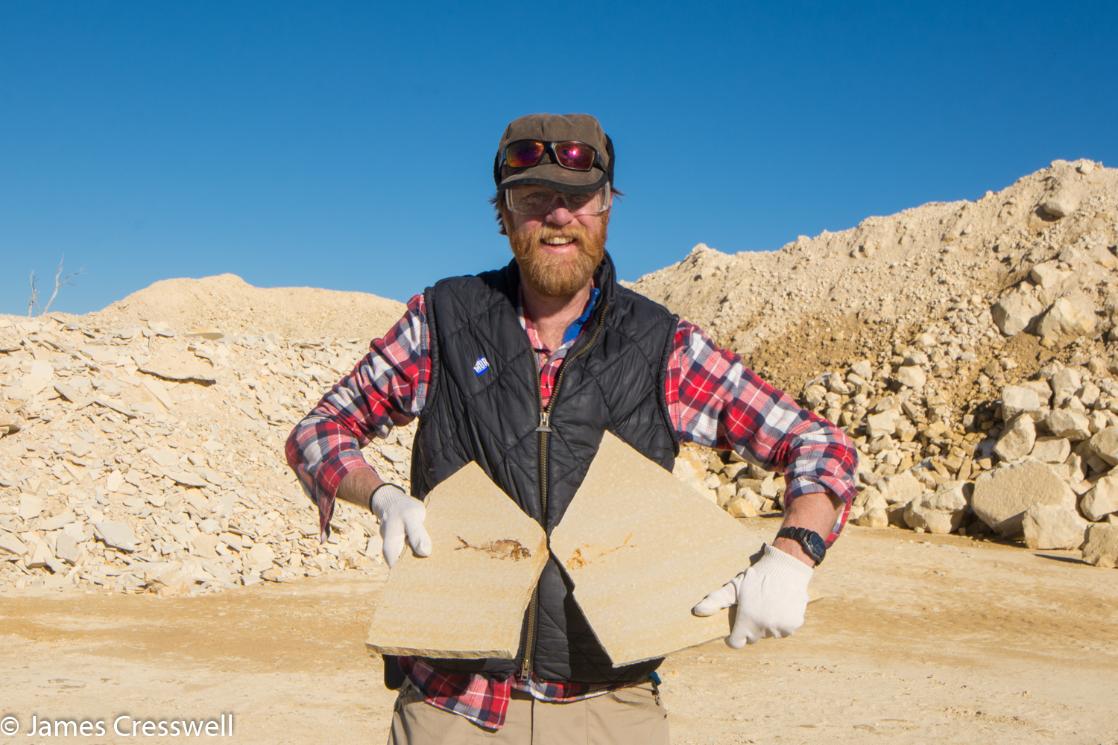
[502,139,601,172]
[504,184,612,216]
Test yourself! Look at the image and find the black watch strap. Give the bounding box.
[776,526,826,566]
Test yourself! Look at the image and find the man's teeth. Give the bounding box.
[543,237,572,245]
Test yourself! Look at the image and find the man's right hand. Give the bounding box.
[369,484,432,568]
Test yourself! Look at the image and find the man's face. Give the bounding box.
[502,185,610,298]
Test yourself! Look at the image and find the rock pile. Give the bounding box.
[0,279,408,595]
[636,159,1118,567]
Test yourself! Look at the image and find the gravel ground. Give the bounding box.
[2,521,1116,745]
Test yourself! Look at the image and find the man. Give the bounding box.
[286,113,858,744]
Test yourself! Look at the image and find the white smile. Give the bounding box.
[542,236,574,245]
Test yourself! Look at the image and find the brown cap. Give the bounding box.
[493,113,614,194]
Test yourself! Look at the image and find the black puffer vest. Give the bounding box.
[409,252,679,683]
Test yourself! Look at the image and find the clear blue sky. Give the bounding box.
[2,1,1115,316]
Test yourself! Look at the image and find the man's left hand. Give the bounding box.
[691,544,813,647]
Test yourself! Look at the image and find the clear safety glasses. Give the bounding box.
[504,184,612,216]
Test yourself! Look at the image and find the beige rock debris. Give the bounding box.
[1036,294,1098,342]
[878,471,924,507]
[1038,186,1081,219]
[992,290,1043,336]
[1080,524,1118,568]
[0,531,28,556]
[1088,428,1118,466]
[1022,503,1089,550]
[1002,385,1046,422]
[971,460,1077,537]
[994,415,1036,462]
[94,521,139,553]
[1080,472,1118,522]
[1044,409,1092,441]
[1030,437,1071,463]
[903,482,968,535]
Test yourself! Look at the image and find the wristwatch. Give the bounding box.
[775,527,827,566]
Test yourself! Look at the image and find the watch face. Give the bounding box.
[778,527,826,564]
[805,532,826,563]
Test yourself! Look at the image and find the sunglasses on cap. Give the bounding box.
[502,139,603,172]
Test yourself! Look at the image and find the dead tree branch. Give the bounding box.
[27,271,38,316]
[40,256,83,315]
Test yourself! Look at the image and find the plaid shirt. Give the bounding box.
[285,285,858,729]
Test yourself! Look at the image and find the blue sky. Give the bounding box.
[2,1,1115,316]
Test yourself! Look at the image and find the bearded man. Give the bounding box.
[286,113,858,744]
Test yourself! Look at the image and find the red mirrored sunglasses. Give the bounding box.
[502,139,601,172]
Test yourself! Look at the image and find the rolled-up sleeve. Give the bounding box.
[666,320,858,543]
[284,292,430,538]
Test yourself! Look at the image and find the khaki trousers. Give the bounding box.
[387,680,670,745]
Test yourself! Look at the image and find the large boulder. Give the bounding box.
[1087,428,1118,466]
[1030,437,1071,463]
[1029,262,1073,297]
[971,460,1077,537]
[1036,294,1097,341]
[1044,409,1092,441]
[1038,186,1081,219]
[1080,524,1118,568]
[1080,472,1118,522]
[1022,504,1089,550]
[992,289,1043,336]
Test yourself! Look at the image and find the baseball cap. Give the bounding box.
[493,113,614,194]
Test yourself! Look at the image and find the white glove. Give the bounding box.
[692,544,813,647]
[369,484,432,568]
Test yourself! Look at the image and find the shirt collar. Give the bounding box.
[518,285,601,354]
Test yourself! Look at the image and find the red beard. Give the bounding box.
[508,219,608,298]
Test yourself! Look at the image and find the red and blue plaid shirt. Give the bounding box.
[286,285,858,729]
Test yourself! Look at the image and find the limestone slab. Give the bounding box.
[94,520,138,552]
[550,432,758,667]
[1081,524,1118,568]
[972,459,1076,537]
[1024,502,1088,549]
[365,463,548,659]
[138,350,217,385]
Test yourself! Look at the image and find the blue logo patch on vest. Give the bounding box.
[473,356,490,376]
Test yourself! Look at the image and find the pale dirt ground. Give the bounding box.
[1,521,1116,745]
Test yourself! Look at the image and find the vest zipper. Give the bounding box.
[520,302,610,680]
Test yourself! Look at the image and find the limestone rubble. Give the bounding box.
[635,159,1118,568]
[0,286,406,594]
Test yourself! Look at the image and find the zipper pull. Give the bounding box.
[536,411,552,433]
